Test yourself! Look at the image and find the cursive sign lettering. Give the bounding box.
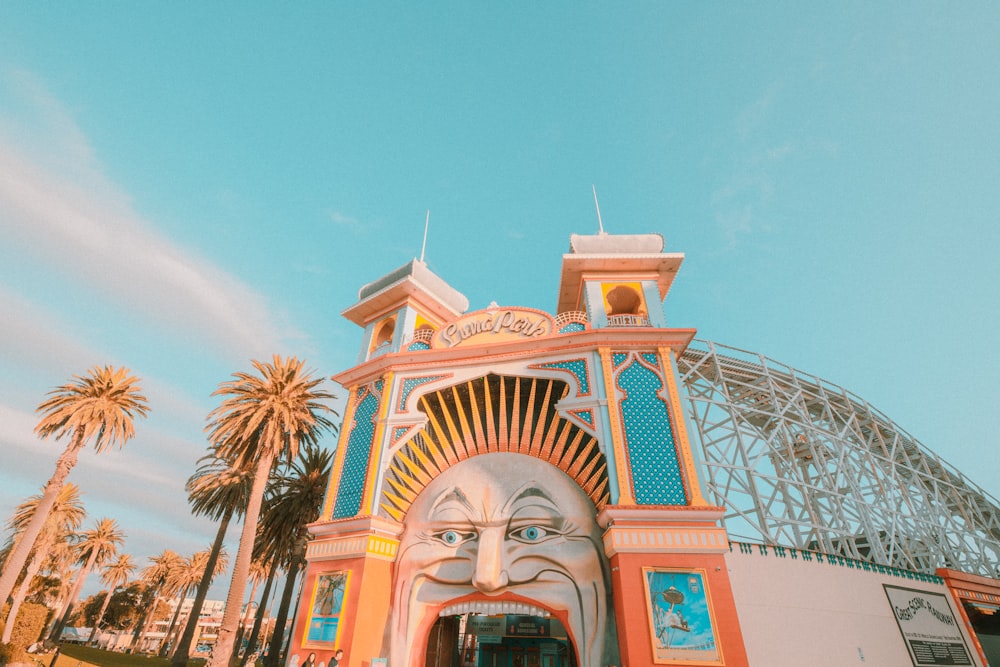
[435,309,554,348]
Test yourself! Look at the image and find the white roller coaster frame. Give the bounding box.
[678,339,1000,577]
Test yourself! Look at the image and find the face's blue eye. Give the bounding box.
[511,525,552,543]
[432,529,475,546]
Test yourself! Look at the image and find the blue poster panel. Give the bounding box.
[306,570,350,645]
[643,568,722,665]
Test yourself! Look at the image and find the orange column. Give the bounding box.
[289,516,402,667]
[600,507,748,667]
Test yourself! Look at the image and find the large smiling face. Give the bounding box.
[387,453,610,667]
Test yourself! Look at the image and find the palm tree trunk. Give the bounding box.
[88,590,114,645]
[167,603,191,656]
[206,450,274,667]
[234,572,261,658]
[5,527,60,644]
[262,565,296,667]
[159,591,189,657]
[130,586,162,653]
[1,546,46,644]
[239,566,276,667]
[0,434,83,606]
[43,568,78,641]
[49,548,98,643]
[171,507,233,666]
[139,597,163,654]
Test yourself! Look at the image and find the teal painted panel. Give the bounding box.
[616,356,687,505]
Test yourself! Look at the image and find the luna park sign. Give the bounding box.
[433,307,554,348]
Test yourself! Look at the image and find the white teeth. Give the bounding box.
[439,601,551,617]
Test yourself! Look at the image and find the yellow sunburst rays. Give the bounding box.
[526,379,550,455]
[380,375,610,521]
[450,384,477,460]
[483,375,498,450]
[509,378,522,454]
[467,379,489,454]
[497,376,510,453]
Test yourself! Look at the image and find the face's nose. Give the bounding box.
[472,525,509,593]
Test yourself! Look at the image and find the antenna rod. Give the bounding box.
[420,210,430,262]
[592,185,605,234]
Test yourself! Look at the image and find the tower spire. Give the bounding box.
[592,184,606,234]
[420,210,430,262]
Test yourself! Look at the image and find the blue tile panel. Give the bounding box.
[332,381,383,519]
[398,375,447,412]
[558,322,586,333]
[535,359,590,395]
[613,352,688,505]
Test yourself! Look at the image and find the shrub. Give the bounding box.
[5,601,50,658]
[0,642,17,666]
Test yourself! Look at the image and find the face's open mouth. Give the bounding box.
[394,589,592,667]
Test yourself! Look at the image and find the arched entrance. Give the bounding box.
[425,614,576,667]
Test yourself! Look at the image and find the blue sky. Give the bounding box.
[1,3,998,598]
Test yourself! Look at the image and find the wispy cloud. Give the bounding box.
[326,209,365,231]
[0,404,41,452]
[710,83,792,249]
[0,286,101,377]
[735,82,781,143]
[710,168,778,247]
[0,70,302,571]
[0,71,293,364]
[0,68,100,182]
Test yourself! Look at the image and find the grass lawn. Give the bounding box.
[53,644,209,667]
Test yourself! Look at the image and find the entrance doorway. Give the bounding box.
[425,614,575,667]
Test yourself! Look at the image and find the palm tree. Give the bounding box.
[158,556,200,656]
[170,453,253,666]
[40,535,83,642]
[88,553,136,644]
[159,548,229,657]
[49,517,124,642]
[1,484,86,644]
[130,549,183,653]
[37,532,79,613]
[0,366,149,607]
[203,356,336,667]
[258,444,334,667]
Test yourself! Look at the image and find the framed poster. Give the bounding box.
[642,568,722,665]
[305,570,350,645]
[883,585,973,665]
